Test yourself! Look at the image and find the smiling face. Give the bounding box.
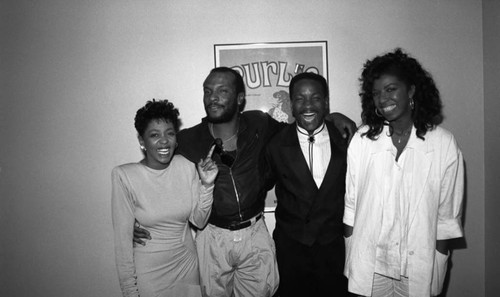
[372,74,415,123]
[291,78,329,133]
[203,71,244,124]
[138,119,177,170]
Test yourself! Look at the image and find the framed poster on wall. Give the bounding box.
[214,41,328,212]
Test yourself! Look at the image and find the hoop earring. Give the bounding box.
[410,98,414,110]
[375,108,383,117]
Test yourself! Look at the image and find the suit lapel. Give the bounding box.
[308,122,347,215]
[281,124,318,191]
[318,122,346,193]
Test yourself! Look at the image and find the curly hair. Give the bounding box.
[359,48,443,140]
[134,99,181,136]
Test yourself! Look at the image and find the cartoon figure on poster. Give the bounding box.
[268,90,291,123]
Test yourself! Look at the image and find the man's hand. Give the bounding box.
[197,144,218,186]
[326,112,357,143]
[133,220,151,246]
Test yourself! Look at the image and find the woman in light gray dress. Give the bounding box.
[112,99,218,297]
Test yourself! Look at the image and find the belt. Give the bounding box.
[212,213,263,231]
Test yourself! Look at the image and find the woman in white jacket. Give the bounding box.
[343,49,464,297]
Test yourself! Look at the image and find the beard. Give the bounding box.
[205,99,239,124]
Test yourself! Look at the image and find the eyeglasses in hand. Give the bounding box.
[213,138,235,167]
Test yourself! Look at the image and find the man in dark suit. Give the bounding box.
[265,72,348,297]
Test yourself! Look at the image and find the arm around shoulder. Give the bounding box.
[325,112,357,142]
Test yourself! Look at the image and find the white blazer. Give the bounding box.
[344,125,464,297]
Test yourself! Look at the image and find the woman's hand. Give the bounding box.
[436,239,449,255]
[197,144,218,186]
[344,223,354,238]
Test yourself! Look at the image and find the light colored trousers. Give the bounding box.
[196,218,279,297]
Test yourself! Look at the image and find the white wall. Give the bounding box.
[1,0,485,296]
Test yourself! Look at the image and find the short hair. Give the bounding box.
[359,48,443,140]
[134,99,180,136]
[289,72,329,98]
[209,67,246,95]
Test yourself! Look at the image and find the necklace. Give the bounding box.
[209,123,238,143]
[392,125,412,144]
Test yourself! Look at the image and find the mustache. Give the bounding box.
[206,103,224,108]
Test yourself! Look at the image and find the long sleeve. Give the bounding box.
[264,111,287,140]
[437,135,464,240]
[343,133,361,227]
[111,167,139,297]
[189,169,214,229]
[263,144,277,192]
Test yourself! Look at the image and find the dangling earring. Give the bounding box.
[140,145,146,151]
[410,98,414,110]
[375,108,383,117]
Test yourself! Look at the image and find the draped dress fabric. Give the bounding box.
[112,155,213,297]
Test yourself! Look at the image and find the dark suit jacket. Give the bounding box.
[265,121,348,247]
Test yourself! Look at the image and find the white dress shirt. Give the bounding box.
[296,123,331,188]
[374,137,413,279]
